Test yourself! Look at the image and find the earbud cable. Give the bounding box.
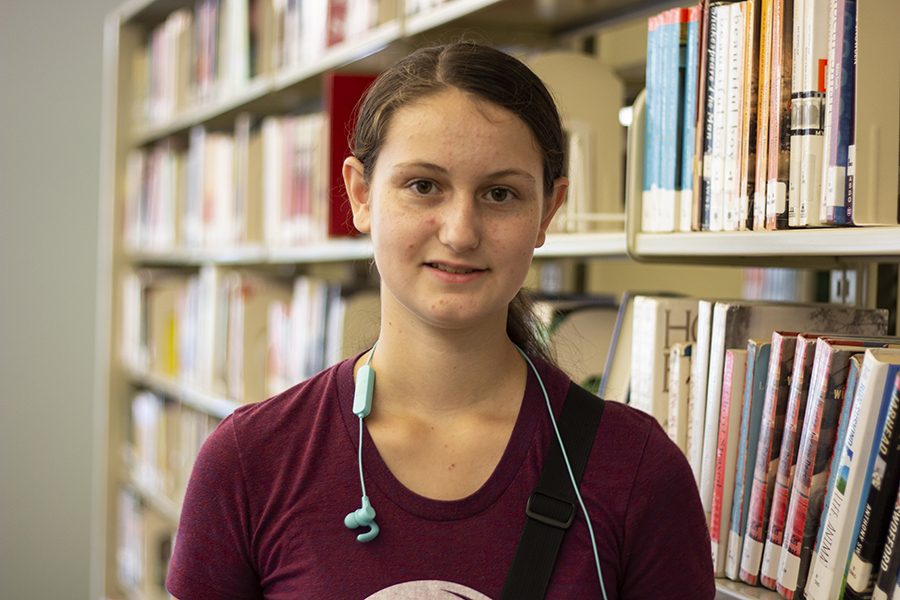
[517,348,609,600]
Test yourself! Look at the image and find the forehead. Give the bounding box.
[377,88,542,171]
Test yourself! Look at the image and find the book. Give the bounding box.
[722,1,748,232]
[873,475,900,600]
[703,1,731,231]
[711,348,749,575]
[752,0,775,230]
[324,72,377,237]
[740,330,799,584]
[598,292,637,403]
[759,333,821,588]
[737,0,761,230]
[763,0,794,230]
[776,340,869,597]
[699,301,887,528]
[679,5,702,231]
[726,338,771,580]
[668,341,693,453]
[794,0,829,227]
[820,0,858,225]
[845,372,900,598]
[806,349,900,600]
[630,295,699,425]
[689,299,715,483]
[643,13,664,232]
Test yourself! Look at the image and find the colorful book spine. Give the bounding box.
[760,333,819,588]
[764,0,794,230]
[752,0,774,230]
[737,0,760,230]
[845,372,900,598]
[711,348,749,575]
[659,8,681,232]
[679,5,702,232]
[777,341,861,598]
[806,353,900,599]
[872,474,900,600]
[820,0,857,225]
[726,339,772,580]
[643,14,663,232]
[740,331,798,584]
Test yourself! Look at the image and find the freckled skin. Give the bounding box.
[345,88,566,334]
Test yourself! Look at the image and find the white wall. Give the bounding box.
[1,0,121,597]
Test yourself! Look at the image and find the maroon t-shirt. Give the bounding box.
[166,355,715,599]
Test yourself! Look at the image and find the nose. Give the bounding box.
[437,195,481,252]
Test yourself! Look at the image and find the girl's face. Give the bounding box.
[344,87,566,334]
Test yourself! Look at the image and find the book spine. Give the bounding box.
[845,373,900,597]
[835,0,858,226]
[680,6,702,232]
[659,8,680,232]
[727,340,772,580]
[787,0,805,227]
[712,348,749,575]
[764,0,793,230]
[700,4,721,231]
[796,0,829,226]
[760,335,818,588]
[723,2,747,232]
[708,2,732,232]
[692,0,712,231]
[689,300,714,484]
[740,332,797,584]
[873,475,900,600]
[806,359,899,599]
[643,15,662,232]
[752,0,774,230]
[738,0,760,230]
[700,303,732,519]
[777,345,857,598]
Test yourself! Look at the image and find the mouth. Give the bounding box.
[425,262,486,275]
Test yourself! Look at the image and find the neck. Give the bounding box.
[358,316,528,420]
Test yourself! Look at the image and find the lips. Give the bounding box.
[425,262,486,274]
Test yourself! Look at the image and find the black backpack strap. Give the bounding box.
[500,383,605,600]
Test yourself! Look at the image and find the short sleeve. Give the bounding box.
[620,420,716,599]
[166,415,262,600]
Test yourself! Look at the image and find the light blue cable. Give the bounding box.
[517,346,609,600]
[357,345,377,500]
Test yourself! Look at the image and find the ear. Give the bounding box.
[343,156,372,233]
[535,177,568,248]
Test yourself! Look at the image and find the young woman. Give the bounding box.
[166,42,715,599]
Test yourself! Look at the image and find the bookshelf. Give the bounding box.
[97,0,899,599]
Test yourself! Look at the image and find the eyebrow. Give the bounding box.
[392,161,537,183]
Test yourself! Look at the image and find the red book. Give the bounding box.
[324,72,378,238]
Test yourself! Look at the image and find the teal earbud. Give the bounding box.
[344,495,379,543]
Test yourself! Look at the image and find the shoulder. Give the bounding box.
[228,357,351,443]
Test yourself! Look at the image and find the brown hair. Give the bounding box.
[351,41,564,361]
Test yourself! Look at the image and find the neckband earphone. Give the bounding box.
[345,342,608,599]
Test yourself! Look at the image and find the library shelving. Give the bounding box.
[97,0,900,599]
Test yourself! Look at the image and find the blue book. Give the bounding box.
[726,339,771,579]
[679,5,702,231]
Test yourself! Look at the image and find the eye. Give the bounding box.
[409,179,437,195]
[487,187,516,203]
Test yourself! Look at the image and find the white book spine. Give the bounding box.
[723,4,747,231]
[709,3,733,232]
[700,303,729,517]
[689,300,714,484]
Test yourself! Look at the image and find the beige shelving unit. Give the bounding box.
[96,0,899,598]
